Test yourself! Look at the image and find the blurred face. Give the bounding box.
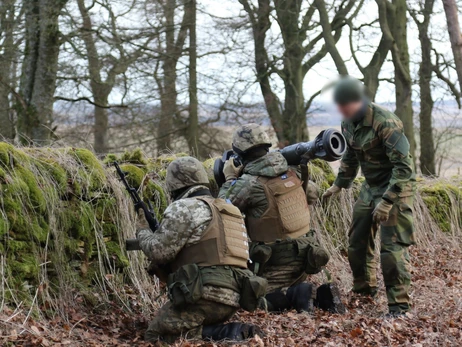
[336,100,363,120]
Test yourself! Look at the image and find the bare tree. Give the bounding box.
[0,0,22,141]
[150,0,190,152]
[17,0,68,145]
[70,0,154,153]
[185,0,198,155]
[375,0,415,157]
[442,0,462,93]
[410,0,436,176]
[239,0,357,145]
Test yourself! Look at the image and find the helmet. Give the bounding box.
[166,156,209,192]
[333,76,364,105]
[232,123,271,153]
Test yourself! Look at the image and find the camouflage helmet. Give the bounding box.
[166,156,209,192]
[333,76,364,105]
[232,123,271,153]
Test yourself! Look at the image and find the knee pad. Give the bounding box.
[286,283,314,313]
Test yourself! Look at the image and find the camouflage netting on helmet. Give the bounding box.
[0,144,461,314]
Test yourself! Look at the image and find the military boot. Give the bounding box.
[202,322,263,341]
[265,290,291,312]
[315,283,346,314]
[286,283,314,313]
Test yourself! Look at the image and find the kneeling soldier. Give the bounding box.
[137,157,266,343]
[219,124,344,314]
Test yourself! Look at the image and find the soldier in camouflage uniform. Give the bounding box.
[323,77,416,316]
[218,124,343,314]
[136,157,266,343]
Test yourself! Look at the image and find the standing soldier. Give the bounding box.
[136,157,266,343]
[323,77,416,317]
[218,124,343,313]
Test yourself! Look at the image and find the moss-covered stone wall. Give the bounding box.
[1,144,461,311]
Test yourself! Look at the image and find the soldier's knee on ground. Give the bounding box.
[286,283,314,313]
[202,322,263,341]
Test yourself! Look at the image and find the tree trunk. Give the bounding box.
[442,0,462,93]
[186,0,199,155]
[389,0,415,158]
[0,0,16,141]
[414,0,436,176]
[18,0,66,145]
[157,0,177,152]
[93,93,110,154]
[275,0,308,144]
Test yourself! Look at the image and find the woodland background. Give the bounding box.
[1,0,462,346]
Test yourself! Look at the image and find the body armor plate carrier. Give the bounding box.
[172,196,249,271]
[247,170,310,243]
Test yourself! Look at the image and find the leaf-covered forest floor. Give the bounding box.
[2,243,461,347]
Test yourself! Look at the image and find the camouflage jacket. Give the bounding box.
[137,185,241,307]
[334,102,416,202]
[218,151,318,219]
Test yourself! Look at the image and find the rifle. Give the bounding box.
[113,162,159,251]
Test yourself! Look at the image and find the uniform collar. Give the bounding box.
[177,185,211,200]
[351,101,373,131]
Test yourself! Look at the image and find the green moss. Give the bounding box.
[39,160,68,196]
[104,241,129,268]
[102,223,118,238]
[71,148,106,190]
[144,181,168,220]
[0,142,14,166]
[0,216,8,237]
[15,165,46,213]
[10,253,39,279]
[419,183,462,233]
[120,164,146,188]
[120,148,148,165]
[103,153,118,164]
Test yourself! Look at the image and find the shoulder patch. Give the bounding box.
[385,131,410,156]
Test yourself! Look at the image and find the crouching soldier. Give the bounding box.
[323,77,416,317]
[219,124,344,314]
[136,157,267,343]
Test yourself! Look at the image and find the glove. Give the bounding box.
[322,185,342,201]
[223,159,242,181]
[372,199,393,223]
[136,206,150,236]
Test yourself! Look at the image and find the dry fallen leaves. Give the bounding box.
[1,245,462,347]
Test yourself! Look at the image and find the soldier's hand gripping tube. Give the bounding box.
[279,128,346,165]
[213,129,346,187]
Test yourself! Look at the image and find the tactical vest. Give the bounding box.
[247,170,310,243]
[171,196,249,271]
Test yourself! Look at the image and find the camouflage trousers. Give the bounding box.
[262,259,307,293]
[348,192,414,312]
[145,299,237,343]
[258,232,327,293]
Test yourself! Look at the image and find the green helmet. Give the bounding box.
[232,123,271,153]
[333,76,364,105]
[166,156,209,192]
